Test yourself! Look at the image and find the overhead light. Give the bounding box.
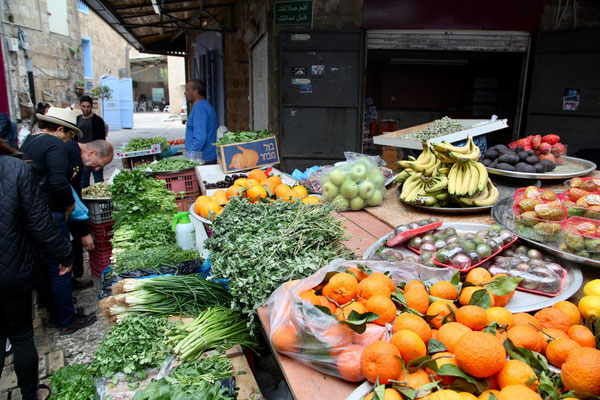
[390,58,468,66]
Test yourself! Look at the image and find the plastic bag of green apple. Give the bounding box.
[321,157,386,211]
[263,259,455,382]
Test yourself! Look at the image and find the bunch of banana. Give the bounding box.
[456,178,499,207]
[431,136,481,163]
[398,143,441,176]
[399,173,449,205]
[447,159,488,196]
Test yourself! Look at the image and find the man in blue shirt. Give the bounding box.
[184,80,217,163]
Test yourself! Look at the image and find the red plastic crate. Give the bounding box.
[153,169,199,197]
[89,247,112,278]
[89,221,114,242]
[175,190,199,212]
[93,238,113,252]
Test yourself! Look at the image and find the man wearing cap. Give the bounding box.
[77,95,108,188]
[20,107,96,335]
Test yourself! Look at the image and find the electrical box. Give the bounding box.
[7,37,19,52]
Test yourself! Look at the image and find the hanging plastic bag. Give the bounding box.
[263,259,455,382]
[67,186,89,221]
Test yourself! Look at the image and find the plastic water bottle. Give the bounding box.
[172,212,196,250]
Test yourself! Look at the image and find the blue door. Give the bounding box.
[119,78,134,129]
[100,76,121,131]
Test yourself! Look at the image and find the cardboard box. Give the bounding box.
[217,136,280,174]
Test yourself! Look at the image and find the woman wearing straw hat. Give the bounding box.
[20,107,96,335]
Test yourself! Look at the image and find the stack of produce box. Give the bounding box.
[82,182,114,277]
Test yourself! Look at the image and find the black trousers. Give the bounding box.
[0,290,39,400]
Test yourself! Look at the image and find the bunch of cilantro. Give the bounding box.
[205,197,354,327]
[49,364,96,400]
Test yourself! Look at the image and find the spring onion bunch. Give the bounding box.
[165,307,258,361]
[99,274,231,323]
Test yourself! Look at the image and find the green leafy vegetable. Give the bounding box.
[123,137,169,152]
[166,355,233,384]
[82,182,111,198]
[111,246,201,275]
[146,158,200,172]
[49,364,95,400]
[215,130,273,146]
[132,378,233,400]
[112,214,176,250]
[205,197,353,327]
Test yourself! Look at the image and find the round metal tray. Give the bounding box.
[396,176,540,214]
[363,221,583,313]
[486,156,596,180]
[492,196,600,269]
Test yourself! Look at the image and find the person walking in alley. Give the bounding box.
[77,95,109,188]
[0,138,73,400]
[184,79,217,164]
[20,107,96,335]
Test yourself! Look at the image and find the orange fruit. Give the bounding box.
[336,301,367,321]
[271,323,299,353]
[496,359,538,390]
[507,325,544,353]
[301,196,321,205]
[392,313,432,344]
[510,313,539,330]
[567,325,597,348]
[390,330,427,363]
[539,328,569,355]
[262,179,278,195]
[398,368,431,390]
[234,178,249,187]
[430,281,458,300]
[490,273,516,306]
[322,273,358,305]
[364,388,402,400]
[357,276,391,300]
[437,322,472,353]
[459,286,494,307]
[534,307,571,332]
[365,295,397,326]
[455,305,488,331]
[457,393,478,400]
[546,338,581,368]
[360,340,403,384]
[426,352,458,386]
[552,301,582,326]
[405,287,430,314]
[246,184,268,202]
[319,323,354,350]
[427,300,457,329]
[353,323,385,346]
[245,178,260,187]
[346,267,369,282]
[497,385,542,400]
[454,331,506,378]
[316,295,336,313]
[226,184,243,199]
[426,390,461,400]
[405,280,427,292]
[370,272,396,292]
[275,184,293,198]
[266,175,282,187]
[247,168,267,182]
[336,344,365,382]
[485,307,514,328]
[199,200,222,220]
[465,268,492,285]
[299,290,320,305]
[478,390,500,400]
[291,185,308,198]
[561,347,600,397]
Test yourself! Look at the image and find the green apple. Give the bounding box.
[322,181,339,200]
[349,163,368,182]
[350,196,365,211]
[367,190,383,206]
[367,170,385,188]
[332,195,350,211]
[328,168,346,186]
[358,180,375,199]
[341,180,359,199]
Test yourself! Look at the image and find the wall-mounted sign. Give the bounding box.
[292,66,308,76]
[563,88,580,111]
[274,0,313,26]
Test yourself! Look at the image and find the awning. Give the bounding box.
[82,0,235,55]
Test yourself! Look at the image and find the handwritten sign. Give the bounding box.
[274,0,313,26]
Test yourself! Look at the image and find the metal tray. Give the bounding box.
[363,221,583,313]
[492,196,600,269]
[395,176,540,214]
[487,156,596,180]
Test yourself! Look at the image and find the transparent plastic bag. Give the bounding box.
[320,157,386,211]
[343,152,386,168]
[263,259,455,382]
[486,256,566,296]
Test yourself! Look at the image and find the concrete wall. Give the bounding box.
[1,0,83,118]
[78,7,129,87]
[167,55,185,114]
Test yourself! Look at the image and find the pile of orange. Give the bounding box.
[270,266,600,399]
[193,169,319,219]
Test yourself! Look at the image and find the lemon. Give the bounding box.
[583,279,600,296]
[578,295,600,320]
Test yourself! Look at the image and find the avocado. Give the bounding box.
[489,159,499,168]
[540,159,556,172]
[527,150,536,156]
[516,146,525,153]
[498,152,519,165]
[484,149,499,160]
[493,144,509,152]
[497,162,516,171]
[517,151,528,161]
[525,155,540,165]
[482,158,492,167]
[515,163,536,173]
[533,162,546,173]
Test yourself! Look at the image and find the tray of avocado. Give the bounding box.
[486,155,596,180]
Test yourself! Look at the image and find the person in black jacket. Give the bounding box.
[0,139,73,400]
[77,95,108,188]
[20,107,96,335]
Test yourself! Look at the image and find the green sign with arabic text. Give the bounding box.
[274,0,313,26]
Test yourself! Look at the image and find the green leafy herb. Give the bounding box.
[215,130,273,146]
[133,378,233,400]
[123,137,169,152]
[166,355,233,384]
[82,182,111,198]
[49,364,95,400]
[146,158,200,172]
[111,246,201,275]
